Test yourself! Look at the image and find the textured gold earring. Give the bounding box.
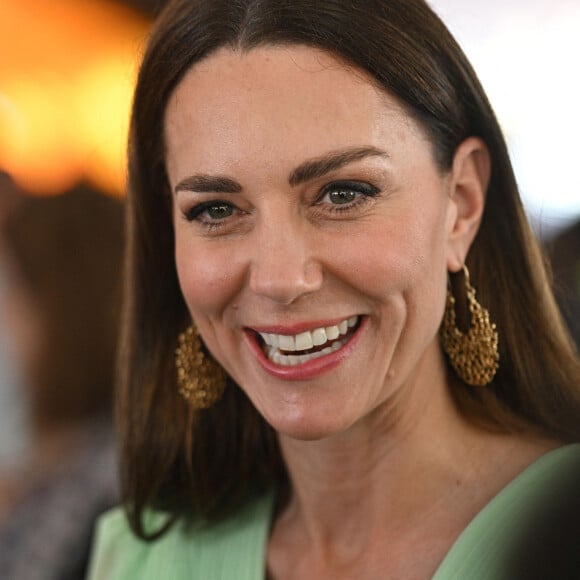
[175,325,227,409]
[441,265,499,386]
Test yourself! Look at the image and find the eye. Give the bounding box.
[204,203,234,220]
[328,188,358,205]
[317,180,380,209]
[185,200,236,222]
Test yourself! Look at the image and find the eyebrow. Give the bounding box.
[288,146,388,187]
[173,146,388,194]
[174,174,242,194]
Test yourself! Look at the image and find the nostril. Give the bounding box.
[248,257,323,305]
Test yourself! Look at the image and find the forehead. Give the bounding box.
[164,45,431,179]
[166,44,407,123]
[176,44,377,92]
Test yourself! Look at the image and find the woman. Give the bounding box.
[89,0,580,578]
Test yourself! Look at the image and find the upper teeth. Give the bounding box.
[258,316,358,352]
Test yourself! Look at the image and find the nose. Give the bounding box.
[248,222,323,305]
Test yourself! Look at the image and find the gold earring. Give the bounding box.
[440,265,499,386]
[175,325,227,409]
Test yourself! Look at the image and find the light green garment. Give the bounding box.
[88,445,580,580]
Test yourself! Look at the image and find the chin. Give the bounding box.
[264,406,356,442]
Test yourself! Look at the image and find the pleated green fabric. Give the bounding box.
[88,445,580,580]
[87,493,274,580]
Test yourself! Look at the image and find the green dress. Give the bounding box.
[88,445,580,579]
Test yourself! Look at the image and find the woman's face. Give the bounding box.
[166,45,464,440]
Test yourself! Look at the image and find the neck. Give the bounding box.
[274,364,549,562]
[278,375,472,538]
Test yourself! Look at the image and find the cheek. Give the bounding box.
[174,235,243,318]
[338,208,447,300]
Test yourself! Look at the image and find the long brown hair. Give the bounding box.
[120,0,580,538]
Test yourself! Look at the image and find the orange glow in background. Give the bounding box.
[1,1,578,223]
[0,0,151,196]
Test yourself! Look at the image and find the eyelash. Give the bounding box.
[182,180,380,229]
[184,200,235,226]
[316,180,380,213]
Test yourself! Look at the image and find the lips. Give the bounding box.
[253,315,360,367]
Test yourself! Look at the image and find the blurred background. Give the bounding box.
[0,1,578,578]
[431,0,580,236]
[1,0,578,222]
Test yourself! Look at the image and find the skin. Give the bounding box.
[165,46,554,579]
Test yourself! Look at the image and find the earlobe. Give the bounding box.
[446,137,491,272]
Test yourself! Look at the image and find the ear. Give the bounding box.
[445,136,490,272]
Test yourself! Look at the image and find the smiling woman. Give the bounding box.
[167,46,470,439]
[88,1,580,579]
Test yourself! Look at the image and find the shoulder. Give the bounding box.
[87,492,275,580]
[86,508,155,580]
[507,444,580,578]
[434,444,580,580]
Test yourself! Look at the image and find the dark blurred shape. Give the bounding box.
[547,219,580,347]
[3,187,123,428]
[0,185,124,580]
[508,451,580,579]
[115,0,167,16]
[0,172,19,229]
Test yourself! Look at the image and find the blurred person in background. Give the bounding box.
[0,172,31,484]
[548,219,580,348]
[0,183,124,580]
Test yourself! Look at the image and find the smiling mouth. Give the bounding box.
[255,315,361,366]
